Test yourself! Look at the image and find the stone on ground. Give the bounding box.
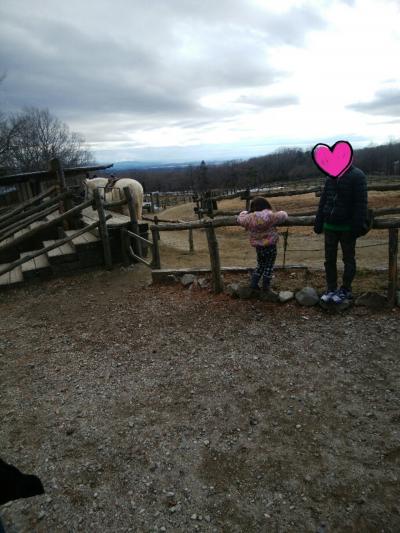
[197,277,209,289]
[226,283,240,297]
[355,292,388,309]
[295,287,319,306]
[181,274,196,287]
[279,290,294,303]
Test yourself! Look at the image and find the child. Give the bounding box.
[237,197,288,291]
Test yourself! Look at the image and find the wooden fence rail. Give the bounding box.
[151,215,400,301]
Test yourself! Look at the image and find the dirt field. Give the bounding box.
[1,264,400,532]
[1,188,400,532]
[153,191,400,277]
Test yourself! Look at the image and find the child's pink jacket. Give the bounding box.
[237,209,288,247]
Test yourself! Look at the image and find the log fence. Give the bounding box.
[0,160,150,278]
[151,215,400,302]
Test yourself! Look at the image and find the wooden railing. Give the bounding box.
[151,215,399,305]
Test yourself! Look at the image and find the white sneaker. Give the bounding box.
[320,291,336,303]
[331,290,345,304]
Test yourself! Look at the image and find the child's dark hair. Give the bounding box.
[250,196,272,212]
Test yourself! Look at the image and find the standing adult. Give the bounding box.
[314,164,369,303]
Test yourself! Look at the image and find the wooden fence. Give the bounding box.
[150,215,400,306]
[0,161,150,278]
[195,182,400,219]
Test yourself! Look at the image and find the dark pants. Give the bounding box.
[251,245,277,289]
[324,230,356,291]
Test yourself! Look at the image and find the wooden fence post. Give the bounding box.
[388,227,398,306]
[154,215,160,240]
[151,226,161,269]
[50,157,75,228]
[93,188,112,270]
[121,228,130,267]
[123,186,142,258]
[245,189,251,211]
[205,222,223,294]
[188,228,194,252]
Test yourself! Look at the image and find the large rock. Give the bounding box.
[355,292,388,309]
[181,274,196,287]
[279,290,294,303]
[237,285,256,299]
[295,287,319,306]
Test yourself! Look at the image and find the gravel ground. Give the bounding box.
[1,265,400,533]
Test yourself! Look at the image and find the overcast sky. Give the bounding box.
[1,0,399,163]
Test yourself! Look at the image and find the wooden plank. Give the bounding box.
[21,251,50,272]
[0,192,68,232]
[0,198,93,255]
[0,204,60,242]
[0,164,112,186]
[0,185,58,225]
[65,230,100,245]
[0,219,109,278]
[0,265,23,286]
[43,241,75,258]
[14,227,30,239]
[81,206,130,227]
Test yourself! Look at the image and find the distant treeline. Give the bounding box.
[116,141,400,193]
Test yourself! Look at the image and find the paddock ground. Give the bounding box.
[1,265,400,532]
[153,191,400,276]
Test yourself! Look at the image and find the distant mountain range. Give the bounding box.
[110,159,227,171]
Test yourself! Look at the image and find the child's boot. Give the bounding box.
[250,272,261,289]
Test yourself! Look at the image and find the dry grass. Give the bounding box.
[148,191,400,275]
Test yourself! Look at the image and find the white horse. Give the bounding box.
[84,177,144,220]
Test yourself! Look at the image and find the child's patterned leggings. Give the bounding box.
[250,245,277,289]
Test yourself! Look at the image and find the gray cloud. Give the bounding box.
[236,94,299,107]
[348,89,400,117]
[0,0,327,156]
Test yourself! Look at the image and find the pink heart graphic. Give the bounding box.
[312,141,353,178]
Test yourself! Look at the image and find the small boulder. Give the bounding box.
[226,283,240,297]
[355,292,388,309]
[237,285,255,299]
[295,287,319,306]
[198,277,209,289]
[181,274,196,287]
[279,290,294,303]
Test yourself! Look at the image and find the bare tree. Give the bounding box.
[3,107,94,172]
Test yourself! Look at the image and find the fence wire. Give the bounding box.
[279,230,387,253]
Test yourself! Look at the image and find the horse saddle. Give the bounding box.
[105,177,120,191]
